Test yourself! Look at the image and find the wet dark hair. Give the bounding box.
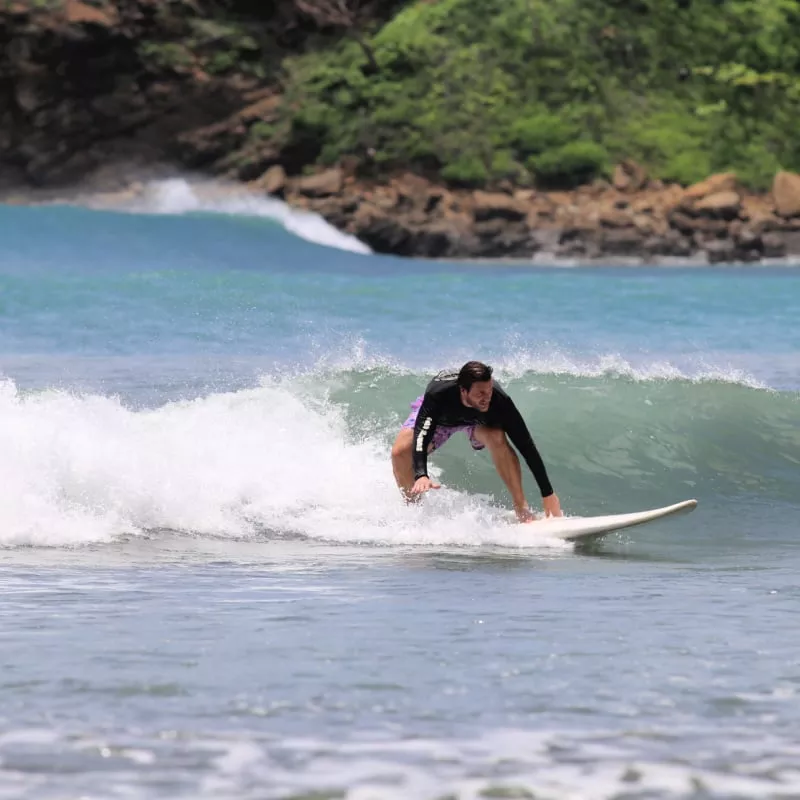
[457,361,493,391]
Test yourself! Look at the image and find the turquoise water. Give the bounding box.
[1,182,799,798]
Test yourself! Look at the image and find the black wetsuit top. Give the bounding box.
[412,370,554,497]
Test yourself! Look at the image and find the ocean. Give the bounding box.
[0,179,798,799]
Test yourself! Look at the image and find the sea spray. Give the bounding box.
[0,362,796,548]
[124,179,372,255]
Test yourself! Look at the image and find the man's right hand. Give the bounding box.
[410,476,441,496]
[542,493,563,517]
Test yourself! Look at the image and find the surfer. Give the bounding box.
[391,361,562,523]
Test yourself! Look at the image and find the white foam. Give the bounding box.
[249,332,769,390]
[100,178,371,255]
[166,726,800,799]
[492,346,768,388]
[293,340,769,390]
[0,379,566,549]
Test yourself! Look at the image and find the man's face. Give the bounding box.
[462,379,493,412]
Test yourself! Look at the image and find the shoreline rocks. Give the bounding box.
[8,164,800,264]
[279,168,800,262]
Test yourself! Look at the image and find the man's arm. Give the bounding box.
[411,393,440,480]
[501,397,554,497]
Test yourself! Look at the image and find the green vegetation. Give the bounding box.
[187,18,266,79]
[249,121,276,141]
[137,17,267,79]
[137,41,195,71]
[272,0,800,190]
[5,0,63,9]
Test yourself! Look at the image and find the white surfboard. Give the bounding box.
[534,499,697,541]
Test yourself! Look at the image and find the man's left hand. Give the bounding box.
[542,493,563,518]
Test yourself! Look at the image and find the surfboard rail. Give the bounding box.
[535,498,698,541]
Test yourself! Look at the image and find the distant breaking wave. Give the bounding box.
[81,178,372,255]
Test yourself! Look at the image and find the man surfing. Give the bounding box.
[391,361,562,523]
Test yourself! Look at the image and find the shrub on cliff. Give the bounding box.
[529,142,611,189]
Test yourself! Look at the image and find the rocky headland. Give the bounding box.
[2,0,800,262]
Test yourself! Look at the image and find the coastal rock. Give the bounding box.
[773,171,800,218]
[391,173,427,206]
[371,174,450,220]
[783,231,800,255]
[0,1,263,187]
[177,119,249,169]
[631,184,684,214]
[612,160,647,192]
[235,146,282,181]
[702,238,737,263]
[474,219,532,257]
[734,227,762,252]
[556,236,601,260]
[14,76,49,114]
[632,213,662,236]
[693,191,741,220]
[471,192,527,222]
[667,210,729,236]
[295,168,344,198]
[412,225,459,258]
[254,164,286,197]
[761,232,788,258]
[527,196,557,223]
[598,207,634,228]
[369,186,401,212]
[424,185,456,215]
[348,202,465,258]
[64,0,120,28]
[513,189,536,204]
[529,227,561,254]
[600,227,646,256]
[747,213,784,235]
[351,208,414,254]
[683,172,738,201]
[311,193,361,229]
[729,226,763,262]
[474,218,511,240]
[644,230,693,257]
[559,224,597,245]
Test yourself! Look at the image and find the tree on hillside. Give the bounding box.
[292,0,379,73]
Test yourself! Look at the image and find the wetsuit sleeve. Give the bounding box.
[501,397,554,497]
[411,393,440,480]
